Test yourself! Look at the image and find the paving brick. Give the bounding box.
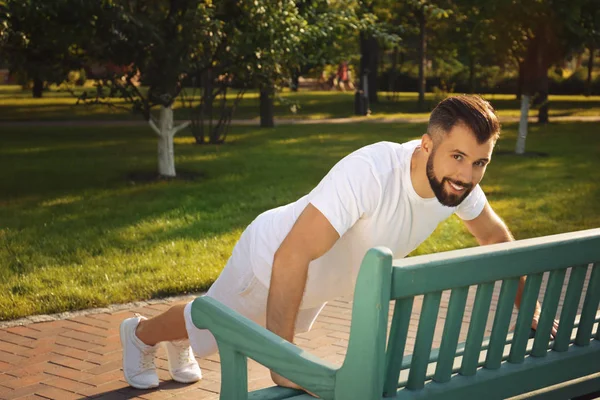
[85,359,122,376]
[43,364,95,382]
[48,355,98,371]
[83,369,124,387]
[58,330,106,345]
[0,334,35,349]
[67,315,113,329]
[53,337,93,352]
[0,362,10,373]
[35,385,83,400]
[8,395,46,400]
[0,373,52,390]
[60,321,111,338]
[0,352,28,365]
[2,383,46,400]
[42,376,94,394]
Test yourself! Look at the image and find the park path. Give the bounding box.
[0,265,596,400]
[1,115,599,128]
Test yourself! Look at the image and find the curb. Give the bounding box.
[0,292,203,329]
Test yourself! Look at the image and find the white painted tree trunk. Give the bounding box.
[515,95,530,155]
[149,106,190,178]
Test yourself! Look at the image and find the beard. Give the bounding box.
[426,151,473,207]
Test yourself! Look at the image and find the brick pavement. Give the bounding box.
[0,266,595,400]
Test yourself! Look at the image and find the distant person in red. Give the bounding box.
[336,61,354,91]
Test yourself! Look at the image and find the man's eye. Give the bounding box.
[453,154,462,161]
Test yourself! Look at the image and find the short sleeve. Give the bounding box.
[455,184,487,221]
[308,155,381,237]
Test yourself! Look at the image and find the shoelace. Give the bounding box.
[139,347,157,371]
[172,342,194,365]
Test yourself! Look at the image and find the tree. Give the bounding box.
[80,0,313,176]
[0,0,93,97]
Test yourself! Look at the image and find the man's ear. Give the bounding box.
[421,133,433,155]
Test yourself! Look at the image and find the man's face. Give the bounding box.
[426,124,495,207]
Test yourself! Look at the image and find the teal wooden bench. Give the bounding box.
[191,228,600,399]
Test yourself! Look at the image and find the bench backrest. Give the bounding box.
[335,228,600,400]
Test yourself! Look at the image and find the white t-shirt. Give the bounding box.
[247,140,487,308]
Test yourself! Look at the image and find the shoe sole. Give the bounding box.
[120,320,159,390]
[162,342,202,383]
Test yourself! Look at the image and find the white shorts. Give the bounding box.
[183,227,326,358]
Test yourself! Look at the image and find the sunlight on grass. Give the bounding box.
[0,121,599,320]
[1,85,599,122]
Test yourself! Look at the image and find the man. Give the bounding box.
[120,95,555,391]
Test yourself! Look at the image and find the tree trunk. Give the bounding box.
[291,69,300,92]
[517,61,524,101]
[586,45,595,97]
[537,70,549,124]
[32,78,43,98]
[417,6,427,111]
[260,85,274,128]
[515,95,530,155]
[359,32,379,105]
[388,47,399,95]
[156,106,176,178]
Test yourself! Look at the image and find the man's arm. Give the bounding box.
[267,203,339,389]
[462,202,558,337]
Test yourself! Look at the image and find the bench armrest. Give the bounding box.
[191,296,338,399]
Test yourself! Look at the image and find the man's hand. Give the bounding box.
[271,371,318,398]
[531,307,559,339]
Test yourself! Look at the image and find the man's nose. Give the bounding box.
[457,164,473,184]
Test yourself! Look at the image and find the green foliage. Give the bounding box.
[0,0,97,94]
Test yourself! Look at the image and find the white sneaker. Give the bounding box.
[120,316,159,389]
[163,340,202,383]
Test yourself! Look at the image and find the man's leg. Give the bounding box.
[136,303,188,346]
[120,224,264,389]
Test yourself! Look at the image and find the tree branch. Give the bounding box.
[172,120,191,135]
[148,118,161,136]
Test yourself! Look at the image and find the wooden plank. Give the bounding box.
[532,269,566,357]
[394,341,600,400]
[575,264,600,346]
[391,229,600,299]
[509,273,543,364]
[460,282,494,376]
[486,278,520,369]
[433,287,468,383]
[218,343,248,400]
[406,291,442,390]
[191,296,337,399]
[554,265,587,352]
[335,247,393,400]
[383,297,414,396]
[507,372,600,400]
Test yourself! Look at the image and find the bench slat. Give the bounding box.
[383,297,414,396]
[461,282,494,376]
[395,339,600,400]
[532,269,566,357]
[509,273,543,363]
[554,265,588,352]
[218,343,248,400]
[575,263,600,346]
[433,287,468,383]
[390,229,600,299]
[486,278,520,368]
[407,292,442,390]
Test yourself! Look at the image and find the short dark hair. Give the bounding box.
[428,95,500,144]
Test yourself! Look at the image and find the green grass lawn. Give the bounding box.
[1,84,600,122]
[1,121,599,320]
